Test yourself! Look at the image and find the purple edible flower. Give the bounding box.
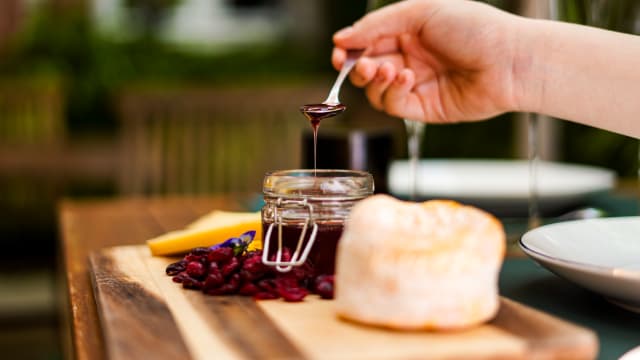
[209,230,256,255]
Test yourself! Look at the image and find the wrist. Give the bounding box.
[510,17,548,114]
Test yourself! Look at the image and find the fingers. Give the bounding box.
[365,62,396,110]
[332,48,381,86]
[366,36,401,57]
[366,67,426,121]
[331,47,345,71]
[350,53,400,85]
[363,64,418,119]
[334,51,401,88]
[349,57,378,87]
[333,0,423,49]
[381,69,421,119]
[332,22,402,73]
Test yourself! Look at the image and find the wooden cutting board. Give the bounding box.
[89,245,598,360]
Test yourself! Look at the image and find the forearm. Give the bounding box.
[516,18,640,138]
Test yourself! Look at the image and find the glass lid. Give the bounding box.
[263,169,374,200]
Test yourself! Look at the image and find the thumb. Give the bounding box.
[333,1,425,49]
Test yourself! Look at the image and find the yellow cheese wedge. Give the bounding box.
[147,211,262,256]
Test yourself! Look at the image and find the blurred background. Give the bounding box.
[0,0,637,359]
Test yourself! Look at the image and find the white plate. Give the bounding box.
[387,159,615,215]
[520,217,640,312]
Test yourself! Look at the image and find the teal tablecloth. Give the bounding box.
[500,259,640,360]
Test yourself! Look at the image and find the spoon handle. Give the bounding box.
[325,49,365,105]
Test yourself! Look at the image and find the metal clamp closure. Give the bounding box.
[261,197,318,272]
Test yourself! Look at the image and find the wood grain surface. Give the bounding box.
[89,245,598,360]
[59,196,249,360]
[90,252,192,360]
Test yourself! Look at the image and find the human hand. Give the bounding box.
[332,0,526,123]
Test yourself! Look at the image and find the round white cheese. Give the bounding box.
[335,194,505,330]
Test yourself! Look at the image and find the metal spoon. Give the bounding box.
[300,49,364,120]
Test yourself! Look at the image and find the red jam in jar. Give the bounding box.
[261,170,374,275]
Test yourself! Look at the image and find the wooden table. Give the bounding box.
[59,194,640,359]
[59,196,250,360]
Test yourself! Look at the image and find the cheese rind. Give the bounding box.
[147,211,262,256]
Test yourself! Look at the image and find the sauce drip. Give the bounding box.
[300,103,346,171]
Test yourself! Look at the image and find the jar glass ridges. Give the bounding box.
[261,170,374,274]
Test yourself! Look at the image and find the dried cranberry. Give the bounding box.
[208,262,219,273]
[242,255,265,270]
[275,276,299,291]
[203,272,224,290]
[254,292,279,300]
[205,275,241,295]
[315,282,333,299]
[186,261,206,278]
[279,287,309,302]
[227,273,241,291]
[169,244,326,301]
[239,269,260,282]
[257,279,277,294]
[190,247,210,256]
[269,247,292,262]
[182,276,203,290]
[242,257,267,278]
[172,272,189,283]
[290,266,311,281]
[246,249,262,257]
[238,282,260,296]
[314,275,334,299]
[207,247,234,263]
[221,257,241,277]
[165,260,186,276]
[184,254,205,263]
[313,275,334,286]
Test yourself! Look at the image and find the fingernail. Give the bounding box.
[396,72,406,85]
[334,26,354,39]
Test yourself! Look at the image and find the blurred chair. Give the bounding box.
[0,78,117,183]
[0,78,64,150]
[0,78,65,349]
[117,83,327,195]
[0,78,65,237]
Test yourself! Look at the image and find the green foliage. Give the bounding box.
[556,0,640,31]
[560,122,638,177]
[122,0,183,38]
[421,114,515,159]
[0,2,333,134]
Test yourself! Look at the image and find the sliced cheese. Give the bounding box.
[147,211,262,256]
[187,210,260,230]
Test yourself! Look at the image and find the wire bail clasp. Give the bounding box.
[261,197,318,273]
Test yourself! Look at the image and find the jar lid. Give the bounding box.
[263,169,374,200]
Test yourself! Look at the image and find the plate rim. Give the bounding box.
[519,216,640,281]
[388,158,615,200]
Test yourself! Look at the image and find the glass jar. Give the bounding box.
[261,169,374,275]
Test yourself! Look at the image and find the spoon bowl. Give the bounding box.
[300,49,364,122]
[299,103,346,121]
